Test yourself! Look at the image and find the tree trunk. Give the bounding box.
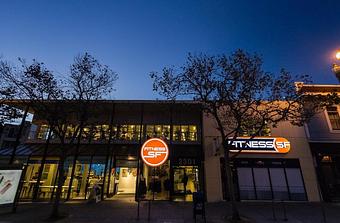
[223,143,241,220]
[50,153,66,219]
[33,128,52,201]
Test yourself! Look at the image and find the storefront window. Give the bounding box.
[285,168,306,201]
[233,159,307,201]
[269,168,289,200]
[63,157,93,200]
[173,166,199,201]
[237,168,256,200]
[20,159,59,200]
[253,168,272,200]
[114,157,138,196]
[140,161,170,200]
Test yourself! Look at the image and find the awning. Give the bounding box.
[0,144,44,156]
[0,143,140,157]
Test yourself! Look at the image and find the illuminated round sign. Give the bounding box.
[141,138,169,167]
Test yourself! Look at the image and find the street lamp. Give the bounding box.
[333,49,340,81]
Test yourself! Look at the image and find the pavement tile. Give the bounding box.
[1,196,340,223]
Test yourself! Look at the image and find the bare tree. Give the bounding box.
[150,50,338,220]
[0,60,23,126]
[1,53,117,219]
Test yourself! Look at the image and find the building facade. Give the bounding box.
[204,114,321,202]
[0,101,204,202]
[300,84,340,202]
[2,96,339,203]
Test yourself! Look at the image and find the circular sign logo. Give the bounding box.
[141,138,169,167]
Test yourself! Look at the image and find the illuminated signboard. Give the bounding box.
[141,138,169,167]
[0,168,23,205]
[229,137,291,153]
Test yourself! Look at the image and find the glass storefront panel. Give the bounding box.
[20,159,59,200]
[115,157,138,195]
[20,162,42,199]
[285,168,306,201]
[173,166,199,201]
[253,168,272,200]
[141,161,170,200]
[109,168,119,196]
[87,158,106,198]
[237,167,256,200]
[269,168,289,200]
[116,167,137,194]
[232,159,307,201]
[62,158,74,199]
[68,156,92,199]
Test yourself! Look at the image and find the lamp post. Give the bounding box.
[332,49,340,81]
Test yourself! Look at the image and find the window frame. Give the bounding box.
[325,106,340,133]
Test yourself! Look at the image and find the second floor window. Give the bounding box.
[118,125,142,141]
[37,125,49,140]
[146,125,170,140]
[239,122,271,137]
[173,125,197,141]
[33,124,198,142]
[326,106,340,130]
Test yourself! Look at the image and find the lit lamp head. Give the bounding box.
[333,49,340,82]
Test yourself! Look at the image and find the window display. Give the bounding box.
[141,161,170,200]
[173,166,199,201]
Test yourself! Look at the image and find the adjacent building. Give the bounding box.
[298,84,340,202]
[204,114,320,202]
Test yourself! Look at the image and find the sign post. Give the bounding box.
[139,138,169,221]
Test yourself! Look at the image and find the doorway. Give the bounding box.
[173,166,199,201]
[116,167,137,194]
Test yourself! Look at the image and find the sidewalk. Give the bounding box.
[1,196,340,223]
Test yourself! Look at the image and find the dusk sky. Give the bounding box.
[1,0,340,99]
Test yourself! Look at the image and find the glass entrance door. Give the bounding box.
[116,167,137,194]
[141,161,170,200]
[114,156,138,196]
[173,166,199,201]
